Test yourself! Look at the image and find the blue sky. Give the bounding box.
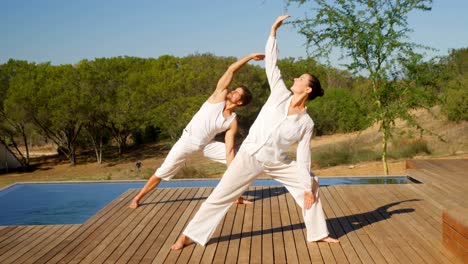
[1,0,467,68]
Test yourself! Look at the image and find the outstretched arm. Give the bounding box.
[209,53,264,103]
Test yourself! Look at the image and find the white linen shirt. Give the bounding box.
[239,35,315,190]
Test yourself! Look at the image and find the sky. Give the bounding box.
[1,0,467,69]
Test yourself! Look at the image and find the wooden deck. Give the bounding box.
[0,159,466,263]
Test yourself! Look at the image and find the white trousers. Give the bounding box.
[155,135,226,180]
[183,151,329,246]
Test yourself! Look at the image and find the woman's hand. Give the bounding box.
[271,15,291,36]
[304,190,316,209]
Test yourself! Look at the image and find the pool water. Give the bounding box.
[0,176,419,226]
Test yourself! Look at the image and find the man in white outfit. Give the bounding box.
[129,52,265,209]
[172,15,339,250]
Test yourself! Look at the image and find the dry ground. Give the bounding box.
[1,107,467,188]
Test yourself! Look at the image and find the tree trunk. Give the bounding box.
[22,131,30,166]
[381,120,390,175]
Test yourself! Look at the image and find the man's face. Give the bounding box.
[228,87,245,105]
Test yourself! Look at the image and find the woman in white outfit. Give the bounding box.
[172,15,339,250]
[129,52,265,209]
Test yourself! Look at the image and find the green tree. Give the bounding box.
[2,60,46,166]
[33,64,85,165]
[440,48,468,122]
[287,0,433,174]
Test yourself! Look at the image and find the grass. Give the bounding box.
[314,142,381,168]
[314,138,432,168]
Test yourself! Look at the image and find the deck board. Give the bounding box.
[0,158,465,263]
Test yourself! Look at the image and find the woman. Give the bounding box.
[172,15,339,250]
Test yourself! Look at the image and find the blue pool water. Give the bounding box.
[0,176,418,226]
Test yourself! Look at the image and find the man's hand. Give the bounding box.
[304,190,316,209]
[251,53,265,61]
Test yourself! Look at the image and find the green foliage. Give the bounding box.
[389,139,431,159]
[308,88,371,135]
[287,0,433,174]
[439,48,468,122]
[314,142,380,168]
[441,86,468,122]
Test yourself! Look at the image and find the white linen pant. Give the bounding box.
[155,135,226,180]
[183,150,329,246]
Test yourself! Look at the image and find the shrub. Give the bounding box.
[313,142,380,168]
[308,88,371,135]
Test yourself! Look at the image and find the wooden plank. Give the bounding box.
[0,225,54,262]
[0,225,44,255]
[320,187,372,264]
[137,188,198,263]
[153,187,208,264]
[83,187,172,263]
[261,187,274,263]
[224,198,246,263]
[196,194,225,264]
[175,188,213,264]
[0,226,18,240]
[124,188,186,263]
[334,185,403,264]
[391,185,458,263]
[103,188,173,263]
[236,187,256,263]
[210,198,237,264]
[296,198,323,264]
[277,188,299,264]
[34,189,137,264]
[21,225,80,263]
[361,185,442,264]
[284,189,312,264]
[112,188,178,263]
[1,225,66,263]
[380,185,455,263]
[248,187,264,264]
[269,186,287,263]
[59,189,144,263]
[0,226,20,244]
[330,186,398,263]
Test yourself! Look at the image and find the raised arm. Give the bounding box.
[209,53,264,103]
[265,15,291,95]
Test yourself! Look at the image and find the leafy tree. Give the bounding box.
[2,60,47,166]
[33,64,85,165]
[287,0,433,174]
[440,48,468,122]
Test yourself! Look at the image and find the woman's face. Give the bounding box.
[291,74,312,95]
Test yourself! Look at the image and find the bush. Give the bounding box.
[308,88,371,135]
[314,142,380,168]
[389,139,431,159]
[441,87,468,122]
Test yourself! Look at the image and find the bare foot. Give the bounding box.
[318,236,339,243]
[235,197,253,205]
[171,234,192,251]
[128,199,139,209]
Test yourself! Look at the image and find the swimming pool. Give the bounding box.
[0,176,419,226]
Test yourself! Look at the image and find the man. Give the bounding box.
[129,52,265,209]
[171,15,338,250]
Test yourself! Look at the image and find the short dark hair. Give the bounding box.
[307,74,324,101]
[238,86,253,106]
